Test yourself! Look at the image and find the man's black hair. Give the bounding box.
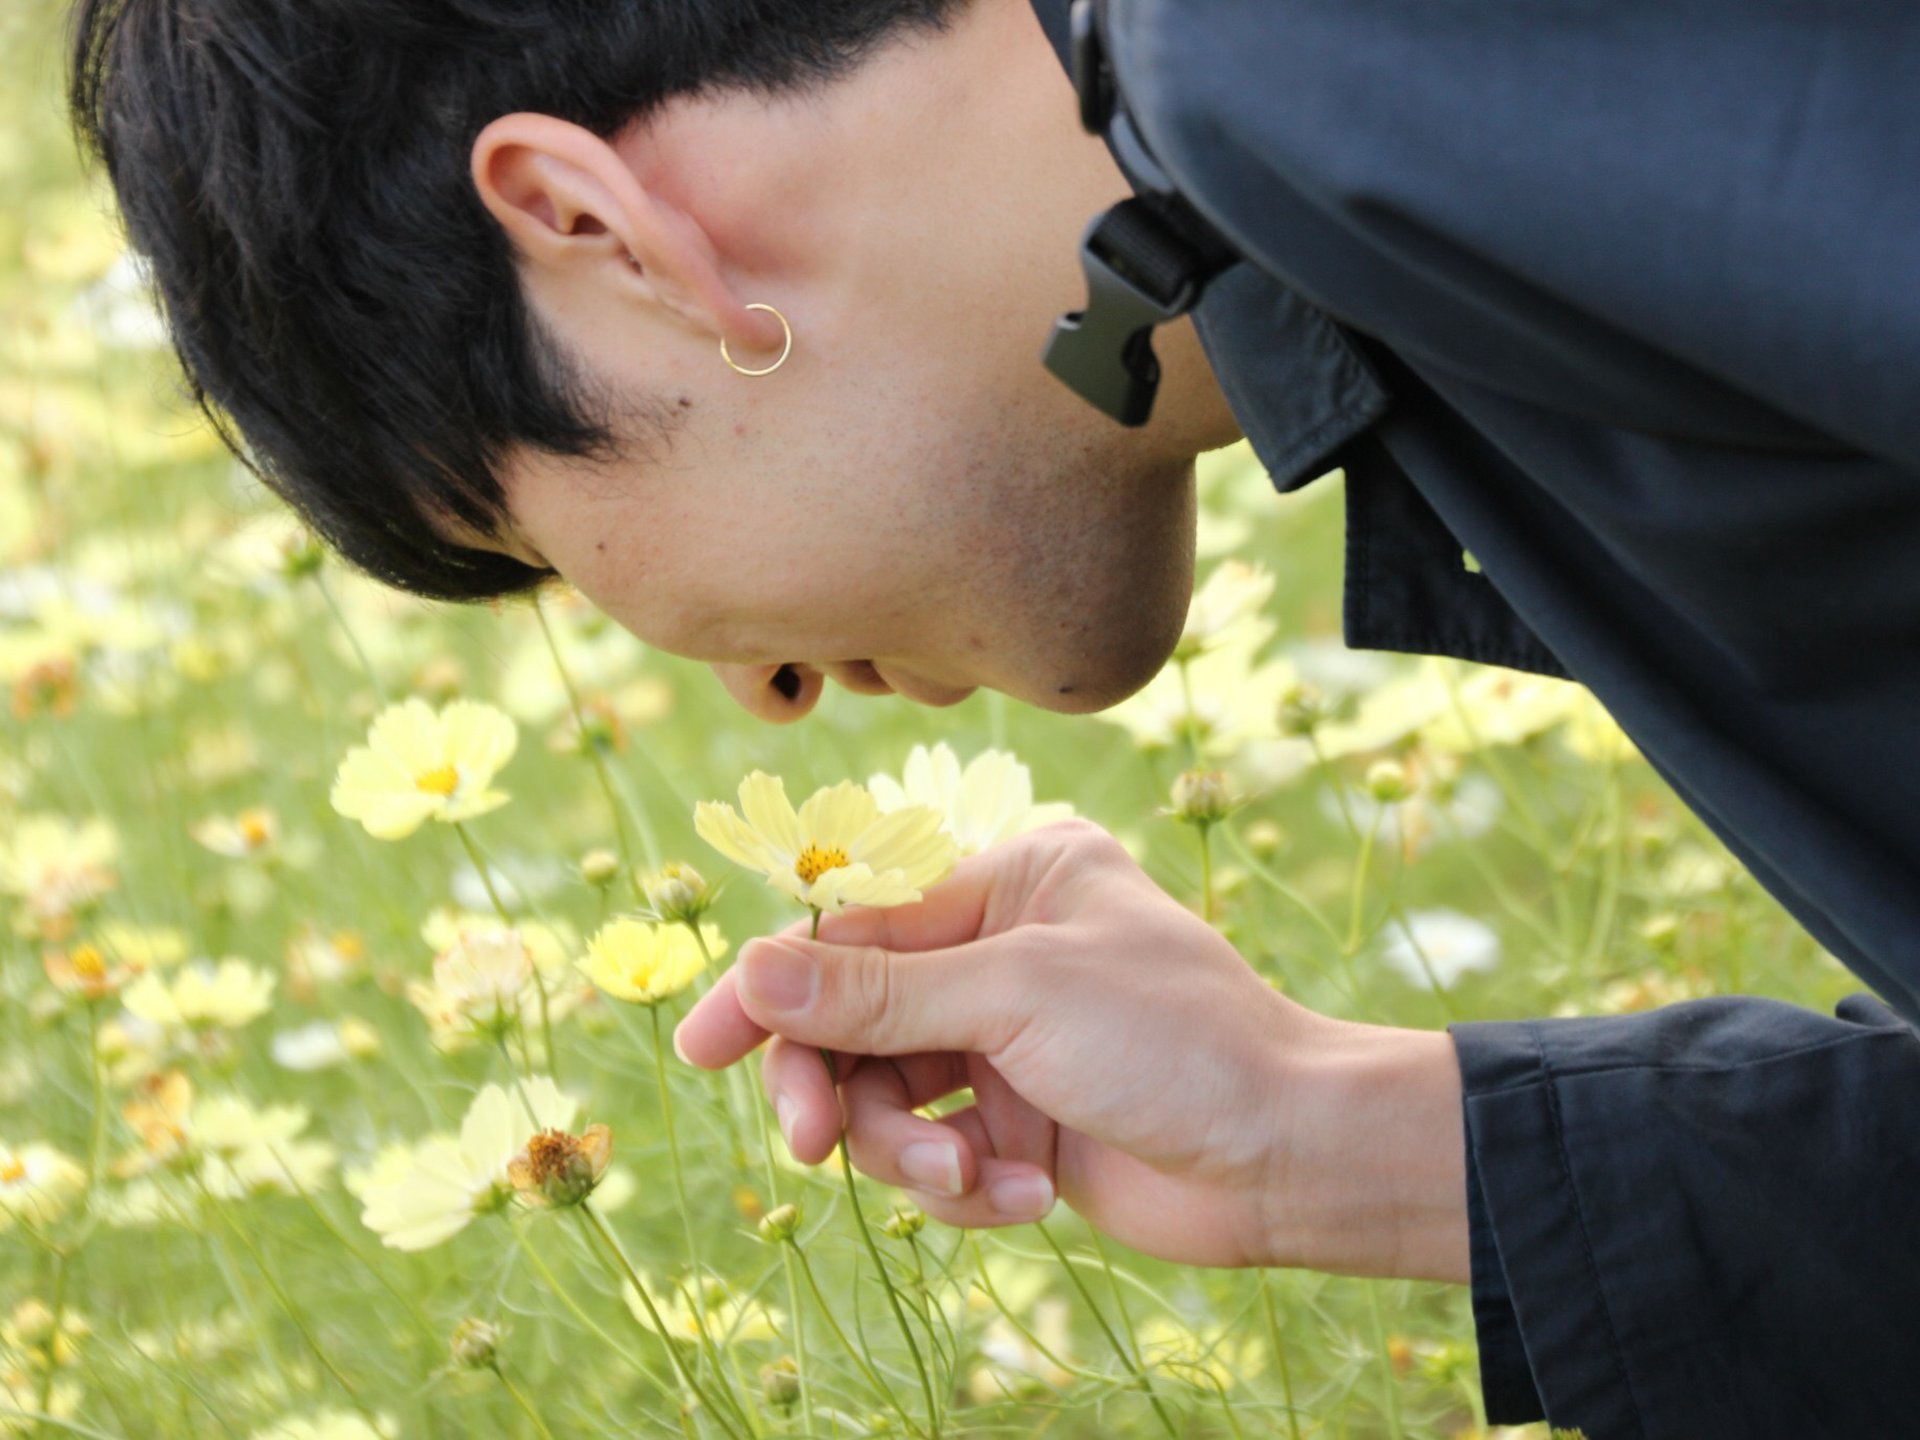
[69,0,967,601]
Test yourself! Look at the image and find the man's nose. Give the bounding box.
[709,663,824,723]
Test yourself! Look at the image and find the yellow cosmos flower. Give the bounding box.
[0,1141,86,1231]
[624,1275,783,1348]
[329,698,517,840]
[577,918,724,1005]
[694,772,956,915]
[122,958,274,1031]
[356,1077,576,1251]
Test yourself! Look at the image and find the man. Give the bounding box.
[71,0,1920,1434]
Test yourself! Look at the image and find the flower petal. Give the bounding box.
[737,772,804,856]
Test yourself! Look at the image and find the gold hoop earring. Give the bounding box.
[719,303,794,378]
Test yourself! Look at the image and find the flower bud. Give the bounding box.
[1365,760,1415,804]
[1169,769,1237,825]
[757,1202,802,1244]
[759,1356,802,1410]
[449,1317,501,1371]
[880,1205,926,1241]
[1277,682,1329,737]
[642,862,710,924]
[579,849,621,888]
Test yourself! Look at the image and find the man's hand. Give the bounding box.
[675,820,1470,1280]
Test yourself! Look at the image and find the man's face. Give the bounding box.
[481,0,1241,722]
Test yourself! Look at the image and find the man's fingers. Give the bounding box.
[672,966,770,1069]
[758,1035,839,1163]
[732,929,1027,1058]
[840,1056,980,1198]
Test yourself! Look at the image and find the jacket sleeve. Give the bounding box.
[1448,993,1920,1439]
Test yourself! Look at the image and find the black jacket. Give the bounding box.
[1038,2,1920,1435]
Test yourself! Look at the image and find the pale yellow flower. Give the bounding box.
[122,958,274,1030]
[0,814,119,938]
[329,698,517,839]
[357,1077,576,1250]
[429,925,534,1028]
[578,918,723,1004]
[191,1094,336,1200]
[624,1275,783,1347]
[868,744,1072,857]
[250,1410,395,1440]
[1172,559,1276,662]
[695,772,955,914]
[0,1142,85,1232]
[188,807,279,859]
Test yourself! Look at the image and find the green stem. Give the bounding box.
[314,569,387,700]
[1258,1272,1304,1440]
[650,1005,750,1431]
[785,1235,914,1428]
[514,1224,665,1385]
[1364,1283,1406,1440]
[579,1202,745,1440]
[819,1049,940,1438]
[533,597,637,889]
[1035,1221,1180,1439]
[1345,802,1385,957]
[32,1247,69,1439]
[458,823,559,1083]
[495,1366,559,1440]
[1197,820,1217,924]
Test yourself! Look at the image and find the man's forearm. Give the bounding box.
[1267,1020,1472,1284]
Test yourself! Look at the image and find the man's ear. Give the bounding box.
[471,113,781,348]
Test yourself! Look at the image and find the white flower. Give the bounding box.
[432,926,534,1027]
[868,744,1072,857]
[0,1141,86,1231]
[271,1019,377,1072]
[1380,910,1502,988]
[358,1078,577,1250]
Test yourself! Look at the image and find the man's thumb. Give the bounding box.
[736,933,1015,1056]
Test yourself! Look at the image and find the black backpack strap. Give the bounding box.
[1043,0,1242,425]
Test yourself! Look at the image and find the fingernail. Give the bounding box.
[899,1141,963,1197]
[775,1093,798,1151]
[742,942,816,1012]
[670,1024,691,1065]
[989,1172,1054,1220]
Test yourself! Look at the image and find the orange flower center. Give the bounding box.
[794,845,849,886]
[0,1158,25,1185]
[525,1129,583,1186]
[237,810,274,847]
[415,765,460,797]
[71,945,107,981]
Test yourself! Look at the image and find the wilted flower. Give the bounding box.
[506,1124,612,1209]
[329,698,517,840]
[119,1071,193,1171]
[0,1141,86,1232]
[577,918,718,1006]
[640,862,711,923]
[695,773,955,915]
[868,744,1071,856]
[356,1078,576,1250]
[122,958,274,1031]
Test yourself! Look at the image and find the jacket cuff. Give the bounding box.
[1461,1110,1543,1422]
[1448,1017,1644,1437]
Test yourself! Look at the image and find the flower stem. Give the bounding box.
[494,1366,559,1440]
[458,823,559,1083]
[579,1202,746,1440]
[785,1234,916,1430]
[1365,1282,1406,1440]
[1196,820,1217,924]
[819,1049,941,1438]
[1035,1219,1180,1439]
[649,1005,746,1424]
[1258,1271,1305,1440]
[533,596,639,886]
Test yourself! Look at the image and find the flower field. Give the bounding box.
[0,6,1849,1437]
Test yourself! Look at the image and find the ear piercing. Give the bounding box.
[719,303,794,377]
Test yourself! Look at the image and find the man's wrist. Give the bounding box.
[1264,1019,1471,1283]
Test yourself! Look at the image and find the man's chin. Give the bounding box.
[1000,644,1178,716]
